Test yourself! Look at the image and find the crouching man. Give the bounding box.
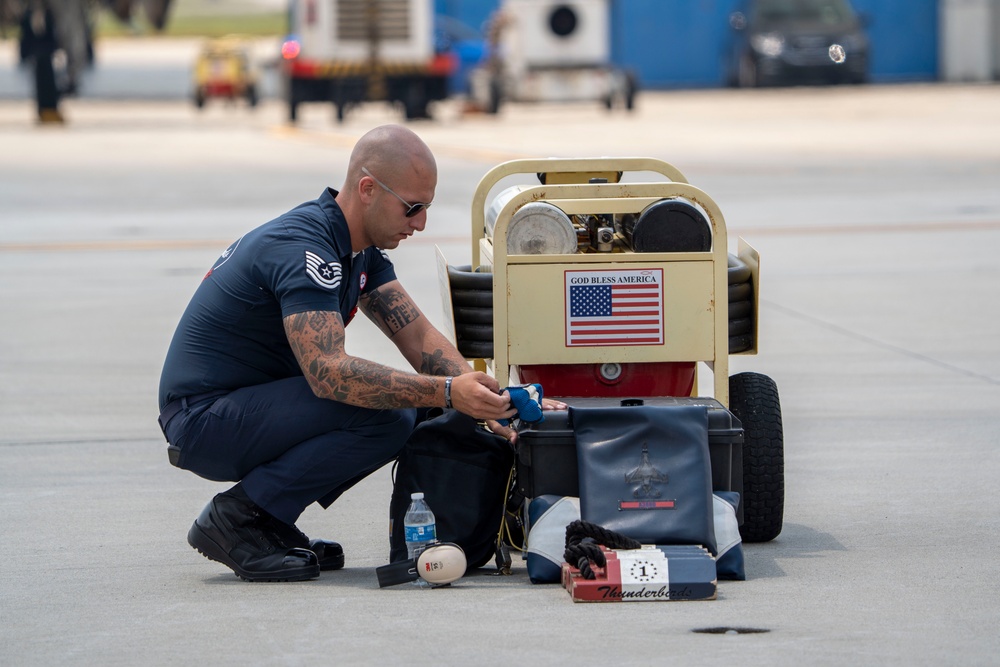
[157,125,517,581]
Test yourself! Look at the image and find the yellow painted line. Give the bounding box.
[268,124,360,149]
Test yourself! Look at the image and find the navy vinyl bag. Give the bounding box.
[570,405,717,555]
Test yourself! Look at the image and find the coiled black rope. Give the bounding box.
[563,520,642,580]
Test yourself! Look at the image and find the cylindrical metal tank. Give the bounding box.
[485,186,578,254]
[616,198,712,253]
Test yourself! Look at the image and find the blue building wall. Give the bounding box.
[851,0,939,81]
[435,0,940,88]
[611,0,738,87]
[434,0,496,33]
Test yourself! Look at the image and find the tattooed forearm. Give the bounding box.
[363,285,421,337]
[420,349,468,376]
[284,310,443,409]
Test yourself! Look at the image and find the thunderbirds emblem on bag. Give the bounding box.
[620,444,674,510]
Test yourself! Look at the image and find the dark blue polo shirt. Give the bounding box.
[158,188,396,410]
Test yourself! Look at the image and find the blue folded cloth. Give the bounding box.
[499,383,544,426]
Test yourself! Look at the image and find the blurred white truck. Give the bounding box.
[280,0,455,121]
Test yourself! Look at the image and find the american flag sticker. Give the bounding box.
[565,269,664,346]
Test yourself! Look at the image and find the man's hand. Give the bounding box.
[487,420,518,444]
[541,397,568,412]
[450,372,516,421]
[487,395,568,445]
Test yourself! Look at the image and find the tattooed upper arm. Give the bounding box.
[283,308,441,407]
[360,282,422,337]
[284,310,347,367]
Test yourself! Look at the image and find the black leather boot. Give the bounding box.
[264,516,345,571]
[187,487,320,582]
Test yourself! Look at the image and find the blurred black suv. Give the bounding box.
[726,0,870,87]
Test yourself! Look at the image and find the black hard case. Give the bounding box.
[516,397,745,522]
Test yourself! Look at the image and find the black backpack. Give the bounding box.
[389,409,521,572]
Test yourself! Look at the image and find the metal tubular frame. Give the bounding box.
[469,157,755,407]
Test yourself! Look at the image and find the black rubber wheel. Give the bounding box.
[451,289,493,308]
[486,77,502,114]
[447,265,492,290]
[453,306,493,325]
[729,317,752,337]
[729,299,752,320]
[727,253,751,284]
[729,334,753,354]
[288,79,300,123]
[455,322,493,342]
[728,372,784,542]
[729,281,751,302]
[404,84,430,120]
[624,71,637,111]
[457,339,493,359]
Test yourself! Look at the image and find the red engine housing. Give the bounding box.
[516,362,695,398]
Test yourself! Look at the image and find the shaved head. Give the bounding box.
[344,125,436,191]
[336,125,437,252]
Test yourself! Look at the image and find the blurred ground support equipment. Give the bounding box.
[468,0,636,113]
[192,35,260,108]
[280,0,456,122]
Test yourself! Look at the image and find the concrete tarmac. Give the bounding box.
[1,83,999,666]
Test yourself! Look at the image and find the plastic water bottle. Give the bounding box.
[404,492,437,560]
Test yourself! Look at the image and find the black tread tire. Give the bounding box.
[624,71,637,111]
[729,299,752,320]
[451,289,493,308]
[486,77,502,115]
[729,372,784,542]
[729,317,752,337]
[729,281,751,302]
[727,253,751,285]
[403,84,429,120]
[457,339,493,359]
[447,265,492,290]
[456,323,493,342]
[729,334,753,354]
[453,306,493,325]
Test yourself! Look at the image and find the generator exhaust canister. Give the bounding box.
[485,186,578,255]
[616,198,712,253]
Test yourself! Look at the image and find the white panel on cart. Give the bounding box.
[502,0,610,69]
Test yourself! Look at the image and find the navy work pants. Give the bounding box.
[162,376,416,525]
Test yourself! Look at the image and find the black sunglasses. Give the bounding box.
[362,167,432,218]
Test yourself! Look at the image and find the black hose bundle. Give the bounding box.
[563,520,641,580]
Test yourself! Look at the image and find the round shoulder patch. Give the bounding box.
[211,236,243,272]
[305,250,342,290]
